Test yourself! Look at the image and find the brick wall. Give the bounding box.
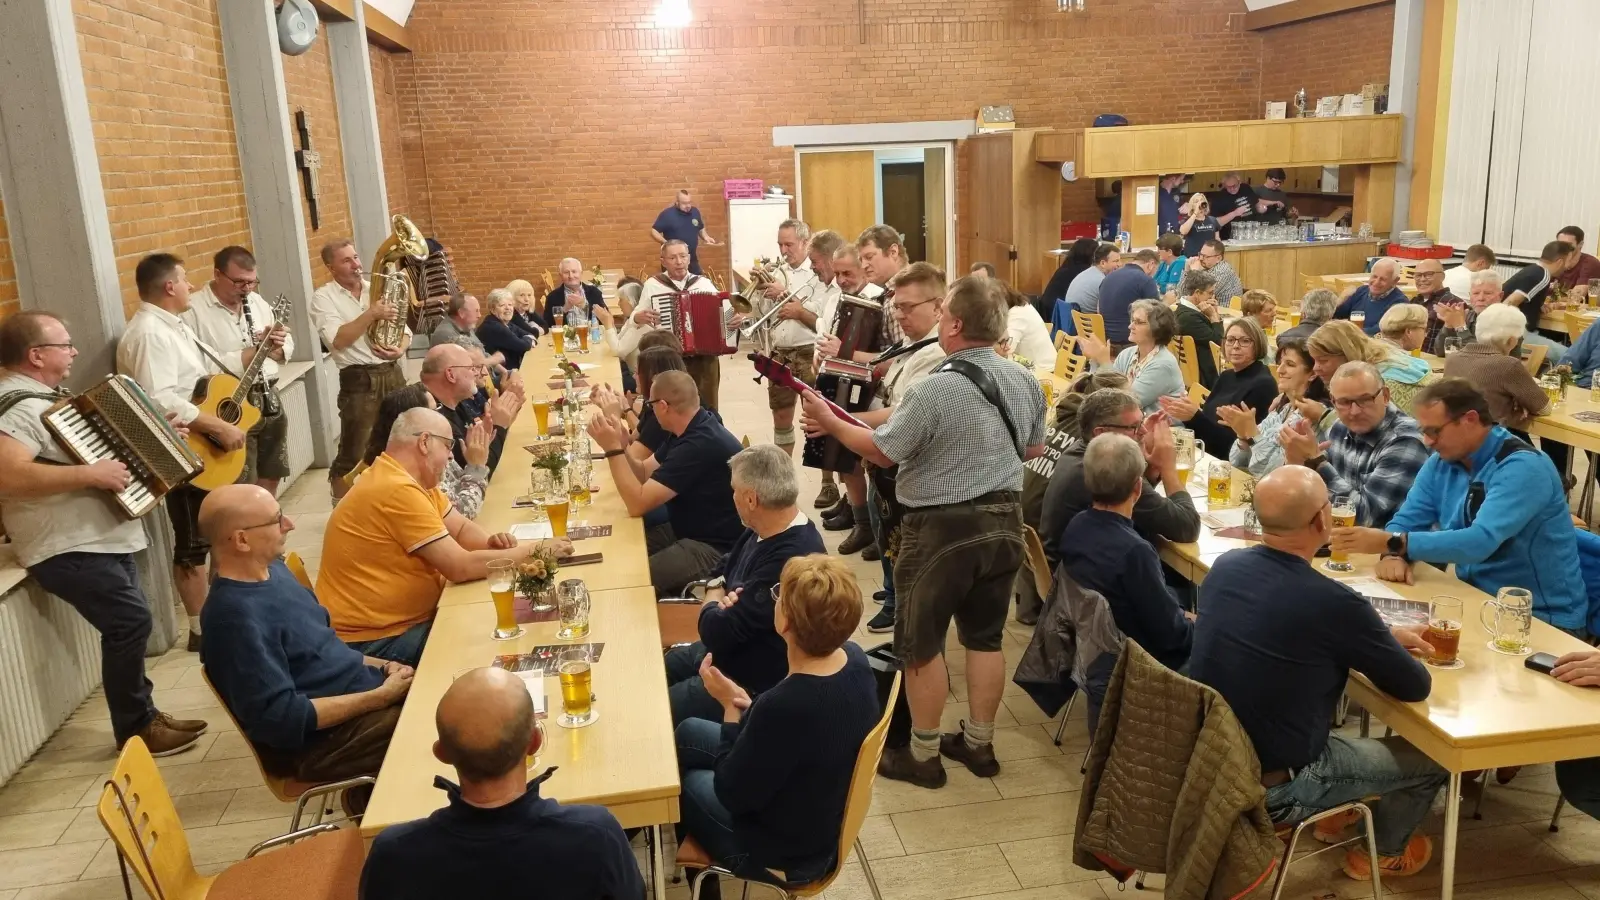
[0,195,16,320]
[371,46,416,222]
[1259,2,1395,115]
[393,0,1264,294]
[282,37,353,270]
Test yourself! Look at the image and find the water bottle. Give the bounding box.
[590,318,603,346]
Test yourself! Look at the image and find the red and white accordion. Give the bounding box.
[659,291,738,357]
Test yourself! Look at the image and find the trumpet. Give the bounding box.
[739,280,820,338]
[733,257,787,316]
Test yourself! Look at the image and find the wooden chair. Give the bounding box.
[98,736,366,900]
[1566,310,1595,343]
[1054,330,1073,351]
[1209,341,1222,376]
[676,674,901,900]
[286,552,314,592]
[201,670,374,833]
[1070,309,1105,344]
[341,460,368,489]
[1167,336,1200,387]
[1188,383,1211,407]
[1054,349,1087,382]
[1521,342,1548,375]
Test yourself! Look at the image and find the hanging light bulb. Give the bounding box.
[654,0,692,28]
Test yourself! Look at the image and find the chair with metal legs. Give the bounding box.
[1266,801,1384,900]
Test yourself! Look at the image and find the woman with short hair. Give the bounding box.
[475,288,535,370]
[1161,316,1278,459]
[1223,338,1335,479]
[1378,303,1430,353]
[504,278,546,338]
[1077,299,1185,415]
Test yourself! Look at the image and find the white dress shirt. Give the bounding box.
[767,257,825,350]
[615,272,717,364]
[117,303,216,425]
[310,277,410,368]
[181,282,294,382]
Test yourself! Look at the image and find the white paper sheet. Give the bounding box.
[514,672,548,715]
[1135,185,1157,216]
[510,522,555,540]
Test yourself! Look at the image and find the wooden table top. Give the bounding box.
[1159,473,1600,772]
[1529,388,1600,456]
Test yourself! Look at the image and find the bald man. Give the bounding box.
[544,256,607,328]
[1333,258,1407,336]
[1188,466,1446,881]
[199,484,411,787]
[420,342,518,475]
[361,667,643,900]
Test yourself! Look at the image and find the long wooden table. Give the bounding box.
[362,341,678,899]
[1160,478,1600,900]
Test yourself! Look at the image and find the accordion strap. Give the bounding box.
[0,388,66,420]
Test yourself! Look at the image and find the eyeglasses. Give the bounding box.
[1331,391,1383,410]
[1420,415,1462,439]
[228,276,261,291]
[1102,421,1144,435]
[1199,252,1221,262]
[1415,270,1443,279]
[446,364,487,375]
[241,510,287,532]
[644,398,668,409]
[1224,336,1255,346]
[29,342,75,351]
[891,296,941,313]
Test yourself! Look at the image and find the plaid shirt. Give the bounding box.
[1414,288,1458,352]
[1316,405,1428,528]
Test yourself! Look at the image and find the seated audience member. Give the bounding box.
[1443,243,1496,298]
[1160,316,1277,459]
[1077,300,1185,415]
[1442,304,1566,473]
[1277,287,1338,348]
[1173,269,1226,387]
[969,261,997,278]
[1045,238,1099,332]
[476,288,536,370]
[1310,320,1433,415]
[1432,269,1501,355]
[1001,283,1055,365]
[665,445,826,724]
[1546,650,1600,820]
[1240,289,1278,334]
[199,485,411,785]
[1190,465,1445,880]
[1097,249,1161,352]
[1564,289,1600,388]
[592,341,689,464]
[1377,303,1429,355]
[1557,225,1600,295]
[543,257,607,327]
[430,292,482,349]
[674,555,880,896]
[1185,239,1243,305]
[1227,338,1335,479]
[1280,361,1428,528]
[1059,433,1194,678]
[1063,243,1122,314]
[1153,232,1186,297]
[505,278,547,337]
[587,370,744,595]
[319,408,570,665]
[1410,259,1455,349]
[1336,379,1587,635]
[1178,193,1219,258]
[1039,388,1199,568]
[362,384,492,520]
[360,667,642,900]
[1333,258,1408,336]
[1502,240,1575,365]
[419,343,517,475]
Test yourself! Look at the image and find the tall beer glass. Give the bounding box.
[1325,495,1356,572]
[488,559,522,640]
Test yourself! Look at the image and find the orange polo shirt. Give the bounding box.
[317,453,452,642]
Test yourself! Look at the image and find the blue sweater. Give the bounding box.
[1333,285,1409,336]
[698,519,827,695]
[200,562,384,752]
[1059,509,1192,671]
[361,773,643,900]
[1098,264,1161,345]
[1567,320,1600,387]
[1387,426,1586,631]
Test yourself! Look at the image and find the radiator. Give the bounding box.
[0,581,101,784]
[279,378,315,492]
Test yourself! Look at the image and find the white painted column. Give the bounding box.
[328,1,391,264]
[216,0,339,467]
[1388,0,1425,234]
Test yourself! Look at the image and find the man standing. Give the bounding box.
[1063,243,1121,314]
[1252,168,1294,225]
[181,246,292,496]
[1443,244,1496,299]
[119,253,248,650]
[761,219,825,457]
[310,238,410,500]
[1208,171,1258,239]
[1408,258,1457,351]
[621,240,725,409]
[0,312,208,755]
[1157,173,1187,236]
[1502,240,1576,364]
[1558,226,1600,295]
[651,189,720,275]
[1097,249,1160,351]
[543,257,606,328]
[803,276,1045,789]
[1333,258,1407,336]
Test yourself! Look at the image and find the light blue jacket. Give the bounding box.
[1567,320,1600,387]
[1387,426,1586,631]
[1378,351,1433,385]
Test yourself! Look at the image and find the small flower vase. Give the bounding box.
[522,584,555,615]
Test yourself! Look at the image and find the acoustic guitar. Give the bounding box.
[186,328,273,491]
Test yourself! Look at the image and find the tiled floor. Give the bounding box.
[3,353,1598,899]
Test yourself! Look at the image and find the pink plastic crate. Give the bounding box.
[723,179,765,200]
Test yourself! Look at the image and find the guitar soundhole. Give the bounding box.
[216,399,240,425]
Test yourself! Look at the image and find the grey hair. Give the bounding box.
[388,407,448,446]
[1470,269,1503,290]
[1474,303,1527,348]
[484,287,513,310]
[1180,269,1217,297]
[1076,388,1140,442]
[559,257,582,270]
[1371,257,1400,278]
[1299,288,1338,325]
[727,444,799,509]
[1331,360,1385,392]
[661,239,689,254]
[779,219,811,242]
[1083,433,1146,505]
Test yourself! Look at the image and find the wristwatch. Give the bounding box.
[603,448,626,458]
[1386,532,1407,558]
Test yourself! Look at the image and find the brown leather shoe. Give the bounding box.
[838,522,875,555]
[814,482,841,509]
[940,729,1000,777]
[123,717,203,758]
[155,711,208,734]
[877,745,946,789]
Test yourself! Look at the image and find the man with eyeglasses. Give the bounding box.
[181,245,294,496]
[1407,258,1457,352]
[1186,239,1244,306]
[1279,361,1428,528]
[418,343,519,476]
[199,483,412,790]
[1331,378,1587,635]
[0,311,208,757]
[1252,168,1295,226]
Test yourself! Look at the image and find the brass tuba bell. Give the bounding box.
[366,214,429,351]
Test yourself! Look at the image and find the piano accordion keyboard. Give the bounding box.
[43,407,157,517]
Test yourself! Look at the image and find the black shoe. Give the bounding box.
[838,522,874,554]
[823,506,855,532]
[877,745,946,789]
[866,607,895,633]
[814,483,841,509]
[185,631,201,653]
[860,543,882,562]
[823,497,849,520]
[873,590,888,605]
[940,727,1000,777]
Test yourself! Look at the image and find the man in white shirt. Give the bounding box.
[180,246,292,496]
[119,253,248,649]
[0,312,209,756]
[1443,244,1496,300]
[620,240,725,409]
[310,238,410,499]
[759,219,826,456]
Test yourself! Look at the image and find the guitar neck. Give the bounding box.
[230,331,275,405]
[752,352,868,429]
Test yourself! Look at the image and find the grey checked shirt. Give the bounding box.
[874,347,1047,508]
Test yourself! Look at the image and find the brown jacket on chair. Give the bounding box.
[1072,642,1280,900]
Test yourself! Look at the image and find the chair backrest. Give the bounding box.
[201,668,297,803]
[341,460,368,489]
[286,552,313,591]
[1187,382,1210,406]
[795,672,901,897]
[1209,341,1222,375]
[1021,525,1052,599]
[1567,310,1594,343]
[1167,336,1200,386]
[1054,330,1072,351]
[1522,342,1548,375]
[1071,309,1105,343]
[97,737,210,900]
[1054,349,1086,381]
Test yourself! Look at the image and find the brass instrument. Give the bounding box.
[733,256,786,316]
[366,215,429,350]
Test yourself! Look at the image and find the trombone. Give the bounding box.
[739,280,820,340]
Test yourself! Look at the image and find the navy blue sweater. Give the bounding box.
[200,562,384,752]
[698,519,827,695]
[476,315,535,370]
[713,643,880,872]
[1059,508,1192,671]
[1189,545,1431,771]
[361,773,643,900]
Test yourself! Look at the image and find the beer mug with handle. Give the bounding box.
[1481,587,1533,655]
[1173,428,1203,489]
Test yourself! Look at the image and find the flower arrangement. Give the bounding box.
[557,360,583,380]
[514,545,561,598]
[1012,354,1033,371]
[531,446,569,477]
[589,264,605,288]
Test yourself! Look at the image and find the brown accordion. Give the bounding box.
[41,375,204,519]
[660,291,739,357]
[803,357,875,473]
[403,249,458,335]
[833,293,885,358]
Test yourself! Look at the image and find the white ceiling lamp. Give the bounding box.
[655,0,692,28]
[1057,0,1085,10]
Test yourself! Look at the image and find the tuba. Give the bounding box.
[366,214,430,350]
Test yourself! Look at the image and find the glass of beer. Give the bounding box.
[1349,310,1366,330]
[1482,586,1533,655]
[577,322,591,352]
[557,648,596,727]
[532,400,551,437]
[1039,376,1055,411]
[1588,278,1600,309]
[544,496,570,539]
[1206,460,1232,508]
[1325,494,1357,572]
[552,327,566,358]
[488,559,522,641]
[568,451,593,508]
[1425,595,1464,668]
[1290,309,1302,327]
[557,579,590,641]
[1174,428,1201,488]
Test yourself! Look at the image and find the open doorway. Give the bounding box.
[795,142,954,274]
[881,162,926,262]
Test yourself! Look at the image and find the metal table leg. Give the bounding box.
[1580,452,1598,525]
[650,824,668,900]
[1441,772,1461,900]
